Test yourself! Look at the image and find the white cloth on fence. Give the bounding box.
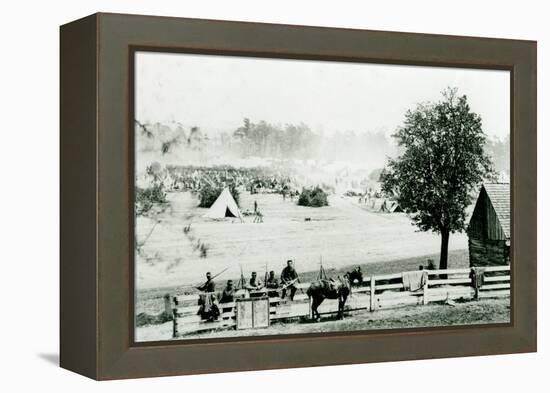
[402,271,427,292]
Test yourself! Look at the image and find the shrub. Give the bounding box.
[136,183,167,215]
[198,184,240,208]
[344,190,362,197]
[297,186,329,207]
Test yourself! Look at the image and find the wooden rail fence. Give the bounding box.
[169,265,510,337]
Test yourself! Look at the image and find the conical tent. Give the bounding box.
[203,188,243,220]
[388,201,403,213]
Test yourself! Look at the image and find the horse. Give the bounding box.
[306,274,351,321]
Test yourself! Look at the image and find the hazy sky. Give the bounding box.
[135,51,510,140]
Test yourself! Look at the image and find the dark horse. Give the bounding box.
[306,274,352,321]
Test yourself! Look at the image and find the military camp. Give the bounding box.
[132,52,512,342]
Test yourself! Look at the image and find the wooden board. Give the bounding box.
[236,298,270,329]
[481,283,510,290]
[479,290,510,299]
[428,278,471,286]
[484,275,511,282]
[175,319,236,336]
[236,299,253,329]
[253,298,270,328]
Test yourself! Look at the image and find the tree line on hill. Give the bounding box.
[136,117,396,168]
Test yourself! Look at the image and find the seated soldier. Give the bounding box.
[281,260,299,300]
[219,280,235,314]
[220,280,235,303]
[246,272,264,297]
[265,270,280,298]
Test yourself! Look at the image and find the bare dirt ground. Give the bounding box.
[135,297,510,342]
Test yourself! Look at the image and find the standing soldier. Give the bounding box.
[281,260,299,300]
[197,271,216,292]
[197,272,219,321]
[196,267,229,292]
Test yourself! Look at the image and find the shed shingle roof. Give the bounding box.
[483,183,510,239]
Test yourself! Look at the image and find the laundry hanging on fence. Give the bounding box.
[402,271,427,291]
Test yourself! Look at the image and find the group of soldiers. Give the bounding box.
[196,260,300,321]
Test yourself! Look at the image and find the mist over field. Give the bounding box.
[135,118,509,184]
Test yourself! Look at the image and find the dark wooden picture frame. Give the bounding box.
[60,13,537,380]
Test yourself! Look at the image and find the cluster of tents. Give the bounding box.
[202,187,404,222]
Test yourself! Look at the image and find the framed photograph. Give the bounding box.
[60,13,537,380]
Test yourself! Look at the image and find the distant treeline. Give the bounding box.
[136,118,395,166]
[230,118,319,159]
[485,135,510,172]
[135,118,509,171]
[228,118,393,163]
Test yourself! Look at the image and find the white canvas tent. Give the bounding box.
[387,201,403,213]
[203,188,243,221]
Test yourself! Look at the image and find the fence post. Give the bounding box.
[172,309,177,338]
[369,276,375,312]
[472,268,481,301]
[172,295,178,338]
[422,274,429,305]
[474,279,480,301]
[164,293,172,317]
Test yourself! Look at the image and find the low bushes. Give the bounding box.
[297,186,329,207]
[136,183,167,216]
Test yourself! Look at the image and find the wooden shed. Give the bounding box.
[467,183,510,267]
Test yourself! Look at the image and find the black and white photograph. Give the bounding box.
[133,51,511,342]
[1,0,544,387]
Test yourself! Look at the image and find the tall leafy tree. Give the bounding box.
[381,88,494,269]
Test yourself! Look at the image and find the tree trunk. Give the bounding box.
[439,229,450,278]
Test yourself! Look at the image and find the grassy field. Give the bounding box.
[135,297,510,342]
[135,189,476,340]
[136,190,468,290]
